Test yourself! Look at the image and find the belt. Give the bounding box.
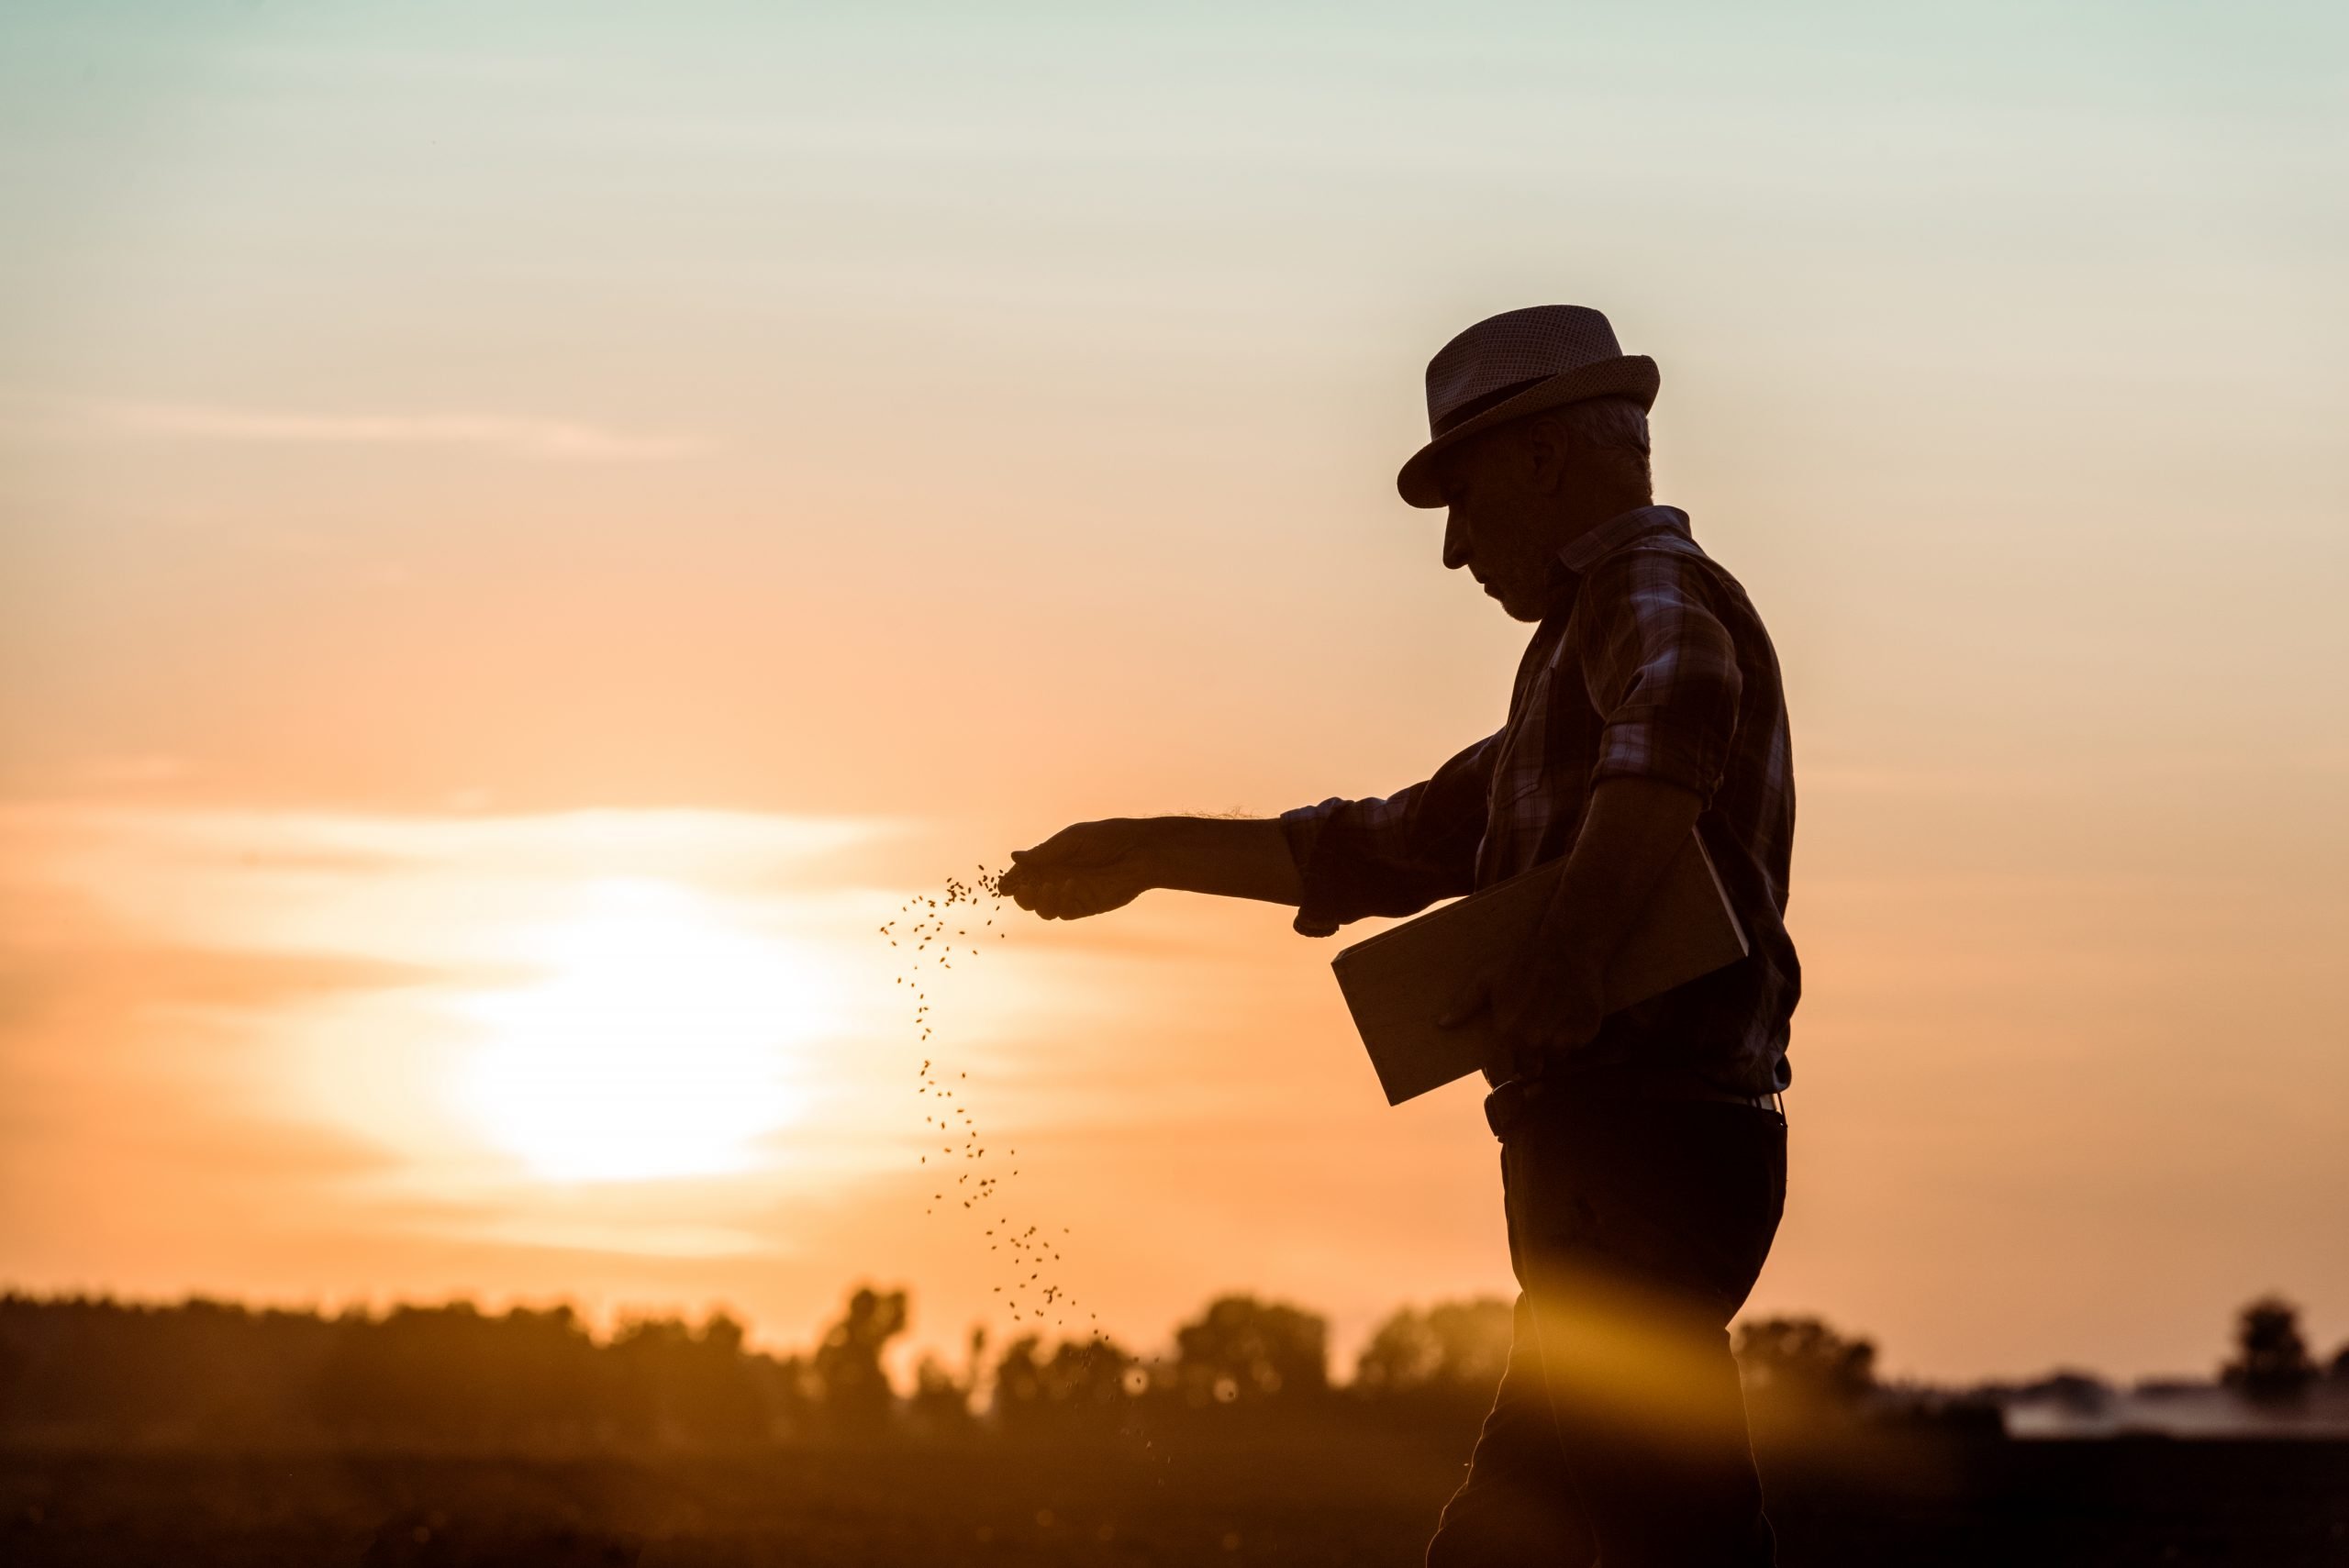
[1484,1073,1783,1139]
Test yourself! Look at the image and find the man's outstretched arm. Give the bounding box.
[1002,733,1500,926]
[997,817,1302,921]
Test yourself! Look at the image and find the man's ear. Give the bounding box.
[1520,414,1573,494]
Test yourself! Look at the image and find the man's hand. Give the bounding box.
[1439,932,1607,1082]
[1433,776,1706,1083]
[999,818,1158,920]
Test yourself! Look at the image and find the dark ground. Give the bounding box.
[5,1428,2347,1567]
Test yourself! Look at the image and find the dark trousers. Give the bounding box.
[1426,1085,1787,1568]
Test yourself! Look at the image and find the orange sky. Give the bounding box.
[3,3,2345,1383]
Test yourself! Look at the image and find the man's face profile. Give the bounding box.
[1436,421,1574,623]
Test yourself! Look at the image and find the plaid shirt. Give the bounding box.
[1282,505,1798,1096]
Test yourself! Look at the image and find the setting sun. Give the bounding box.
[451,878,836,1184]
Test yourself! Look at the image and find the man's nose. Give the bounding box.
[1442,511,1470,571]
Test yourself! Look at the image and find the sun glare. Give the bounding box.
[453,878,835,1183]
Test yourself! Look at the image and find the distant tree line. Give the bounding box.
[0,1294,795,1448]
[0,1286,1343,1448]
[1969,1295,2349,1425]
[3,1284,2336,1449]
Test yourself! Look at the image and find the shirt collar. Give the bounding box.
[1556,504,1690,574]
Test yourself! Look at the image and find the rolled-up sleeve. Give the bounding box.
[1278,732,1498,937]
[1581,551,1743,801]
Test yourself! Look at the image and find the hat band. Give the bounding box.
[1430,375,1552,438]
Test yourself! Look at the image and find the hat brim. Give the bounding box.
[1395,355,1659,508]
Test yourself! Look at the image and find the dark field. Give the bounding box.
[6,1429,2347,1568]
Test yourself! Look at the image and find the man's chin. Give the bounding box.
[1491,586,1545,623]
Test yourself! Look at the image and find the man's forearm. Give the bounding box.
[1135,816,1304,906]
[1541,778,1706,987]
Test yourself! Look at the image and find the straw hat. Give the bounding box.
[1396,305,1658,508]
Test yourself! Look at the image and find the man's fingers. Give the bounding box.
[1035,876,1105,921]
[1000,840,1078,900]
[1487,984,1529,1041]
[1004,868,1070,913]
[1467,967,1555,1081]
[1020,871,1140,921]
[1004,829,1115,883]
[1437,976,1491,1030]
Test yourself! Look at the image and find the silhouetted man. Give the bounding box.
[1000,305,1797,1567]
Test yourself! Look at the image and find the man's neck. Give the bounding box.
[1527,495,1656,617]
[1549,493,1654,559]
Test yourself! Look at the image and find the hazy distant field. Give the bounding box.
[6,1429,2347,1568]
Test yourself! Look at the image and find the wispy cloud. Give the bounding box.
[6,392,707,462]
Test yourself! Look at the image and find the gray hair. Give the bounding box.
[1446,395,1655,502]
[1536,396,1652,498]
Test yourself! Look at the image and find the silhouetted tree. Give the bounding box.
[767,1350,822,1437]
[810,1285,909,1433]
[1732,1317,1876,1421]
[991,1332,1135,1432]
[1173,1295,1327,1407]
[1354,1297,1513,1401]
[0,1294,337,1440]
[316,1301,607,1445]
[607,1310,769,1444]
[906,1327,986,1436]
[0,1330,22,1417]
[2329,1342,2349,1385]
[2222,1295,2318,1407]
